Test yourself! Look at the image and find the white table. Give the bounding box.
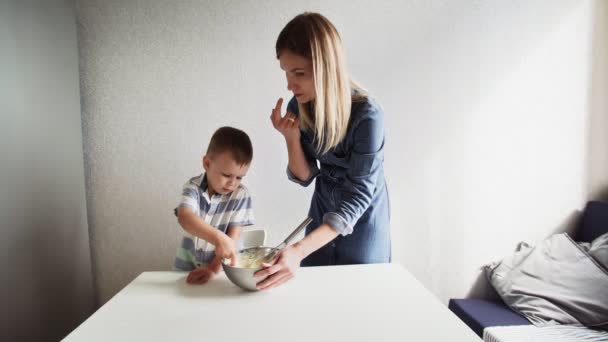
[64,263,480,341]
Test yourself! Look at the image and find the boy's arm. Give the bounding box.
[177,206,238,265]
[207,226,242,274]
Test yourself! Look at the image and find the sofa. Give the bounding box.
[448,200,608,337]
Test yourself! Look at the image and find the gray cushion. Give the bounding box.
[587,232,608,270]
[485,233,608,328]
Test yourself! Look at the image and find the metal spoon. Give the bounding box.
[253,217,313,263]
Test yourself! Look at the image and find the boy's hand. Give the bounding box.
[213,233,238,266]
[270,98,300,143]
[187,266,215,284]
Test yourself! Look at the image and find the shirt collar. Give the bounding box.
[192,173,209,192]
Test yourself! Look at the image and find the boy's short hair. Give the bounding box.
[206,126,253,165]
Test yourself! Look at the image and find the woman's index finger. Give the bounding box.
[273,98,284,118]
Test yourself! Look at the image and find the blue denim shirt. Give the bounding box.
[286,95,391,265]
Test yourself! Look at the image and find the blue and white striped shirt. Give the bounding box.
[173,173,254,271]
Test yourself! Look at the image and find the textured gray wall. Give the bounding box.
[77,0,608,306]
[0,0,95,340]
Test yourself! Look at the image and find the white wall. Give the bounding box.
[0,0,95,340]
[76,0,608,304]
[588,0,608,201]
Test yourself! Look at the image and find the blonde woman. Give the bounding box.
[256,13,391,290]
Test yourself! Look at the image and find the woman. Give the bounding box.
[256,12,390,290]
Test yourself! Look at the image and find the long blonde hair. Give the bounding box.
[276,12,367,154]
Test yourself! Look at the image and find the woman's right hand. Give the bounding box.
[270,98,300,142]
[254,243,305,290]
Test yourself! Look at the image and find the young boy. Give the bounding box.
[173,126,254,284]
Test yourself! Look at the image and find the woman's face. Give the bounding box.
[279,50,315,103]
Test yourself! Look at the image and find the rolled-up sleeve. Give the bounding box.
[287,166,319,186]
[323,107,385,236]
[286,133,320,186]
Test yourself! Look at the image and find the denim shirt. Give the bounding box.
[286,95,387,237]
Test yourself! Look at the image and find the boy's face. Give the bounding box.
[202,151,249,196]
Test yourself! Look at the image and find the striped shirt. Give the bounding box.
[173,173,254,271]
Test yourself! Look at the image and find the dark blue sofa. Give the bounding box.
[448,201,608,337]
